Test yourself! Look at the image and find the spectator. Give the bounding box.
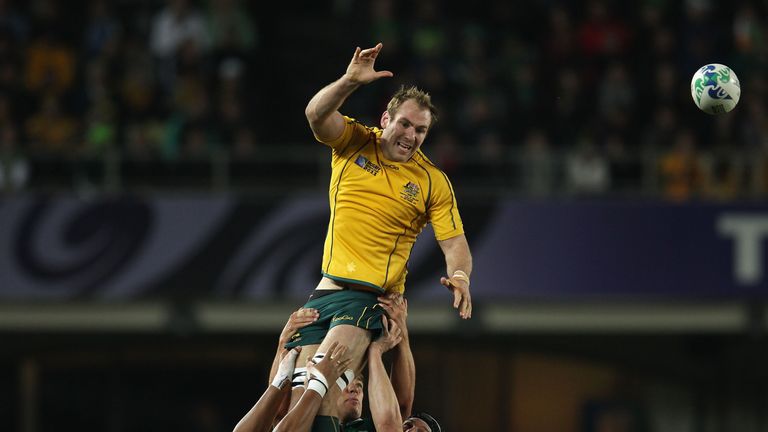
[659,129,706,201]
[150,0,210,94]
[0,124,29,192]
[565,135,610,196]
[25,94,79,155]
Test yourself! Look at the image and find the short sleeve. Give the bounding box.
[429,171,464,241]
[317,116,374,157]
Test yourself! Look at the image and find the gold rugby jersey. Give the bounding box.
[318,116,464,294]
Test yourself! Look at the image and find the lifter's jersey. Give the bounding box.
[319,116,464,294]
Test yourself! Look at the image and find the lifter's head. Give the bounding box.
[336,376,365,423]
[404,412,442,432]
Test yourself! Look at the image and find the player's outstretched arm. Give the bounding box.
[273,341,352,432]
[438,234,473,319]
[377,294,415,419]
[368,316,404,432]
[305,43,393,142]
[233,347,302,432]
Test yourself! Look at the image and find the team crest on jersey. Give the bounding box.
[400,181,420,204]
[355,155,381,176]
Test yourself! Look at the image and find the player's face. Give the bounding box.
[403,417,432,432]
[336,378,364,422]
[380,99,431,162]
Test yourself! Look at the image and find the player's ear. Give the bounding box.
[380,110,390,128]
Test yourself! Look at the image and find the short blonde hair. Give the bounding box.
[386,85,439,127]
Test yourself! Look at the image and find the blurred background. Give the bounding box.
[1,0,768,431]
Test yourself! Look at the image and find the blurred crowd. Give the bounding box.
[1,0,768,200]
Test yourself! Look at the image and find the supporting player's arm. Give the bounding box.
[378,294,415,419]
[273,342,351,432]
[368,316,404,432]
[269,308,319,384]
[233,347,301,432]
[305,43,393,142]
[438,233,473,319]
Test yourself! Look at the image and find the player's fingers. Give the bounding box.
[359,47,377,57]
[377,296,393,306]
[462,296,472,319]
[375,70,394,79]
[334,344,348,359]
[326,341,340,359]
[351,46,361,61]
[440,276,452,288]
[338,358,352,370]
[453,290,462,308]
[298,308,318,316]
[390,321,401,338]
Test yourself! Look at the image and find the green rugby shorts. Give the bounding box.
[284,289,384,348]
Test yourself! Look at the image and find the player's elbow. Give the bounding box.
[399,401,413,421]
[305,103,323,127]
[376,420,403,432]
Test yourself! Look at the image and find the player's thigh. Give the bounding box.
[316,324,372,416]
[288,343,319,410]
[318,323,371,369]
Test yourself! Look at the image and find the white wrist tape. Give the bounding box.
[311,353,354,390]
[271,348,300,389]
[307,370,329,397]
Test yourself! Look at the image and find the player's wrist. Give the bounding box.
[368,343,385,357]
[452,270,470,287]
[340,73,363,88]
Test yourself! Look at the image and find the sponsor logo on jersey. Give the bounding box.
[332,315,356,322]
[355,155,381,176]
[400,181,420,204]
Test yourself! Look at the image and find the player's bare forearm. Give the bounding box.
[390,340,415,419]
[376,295,415,418]
[304,76,358,141]
[439,234,473,277]
[233,386,288,432]
[368,346,404,432]
[438,234,473,319]
[272,390,323,432]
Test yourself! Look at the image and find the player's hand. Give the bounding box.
[377,293,408,339]
[279,308,319,346]
[271,346,302,389]
[308,341,352,385]
[440,276,472,319]
[344,43,393,85]
[370,315,402,355]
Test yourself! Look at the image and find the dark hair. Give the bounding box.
[410,412,442,432]
[386,85,439,127]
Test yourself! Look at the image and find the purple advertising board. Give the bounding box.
[1,195,767,301]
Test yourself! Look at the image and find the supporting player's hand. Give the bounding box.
[278,308,319,346]
[370,315,403,355]
[271,346,302,389]
[377,293,408,339]
[440,276,472,319]
[344,43,393,85]
[308,341,352,386]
